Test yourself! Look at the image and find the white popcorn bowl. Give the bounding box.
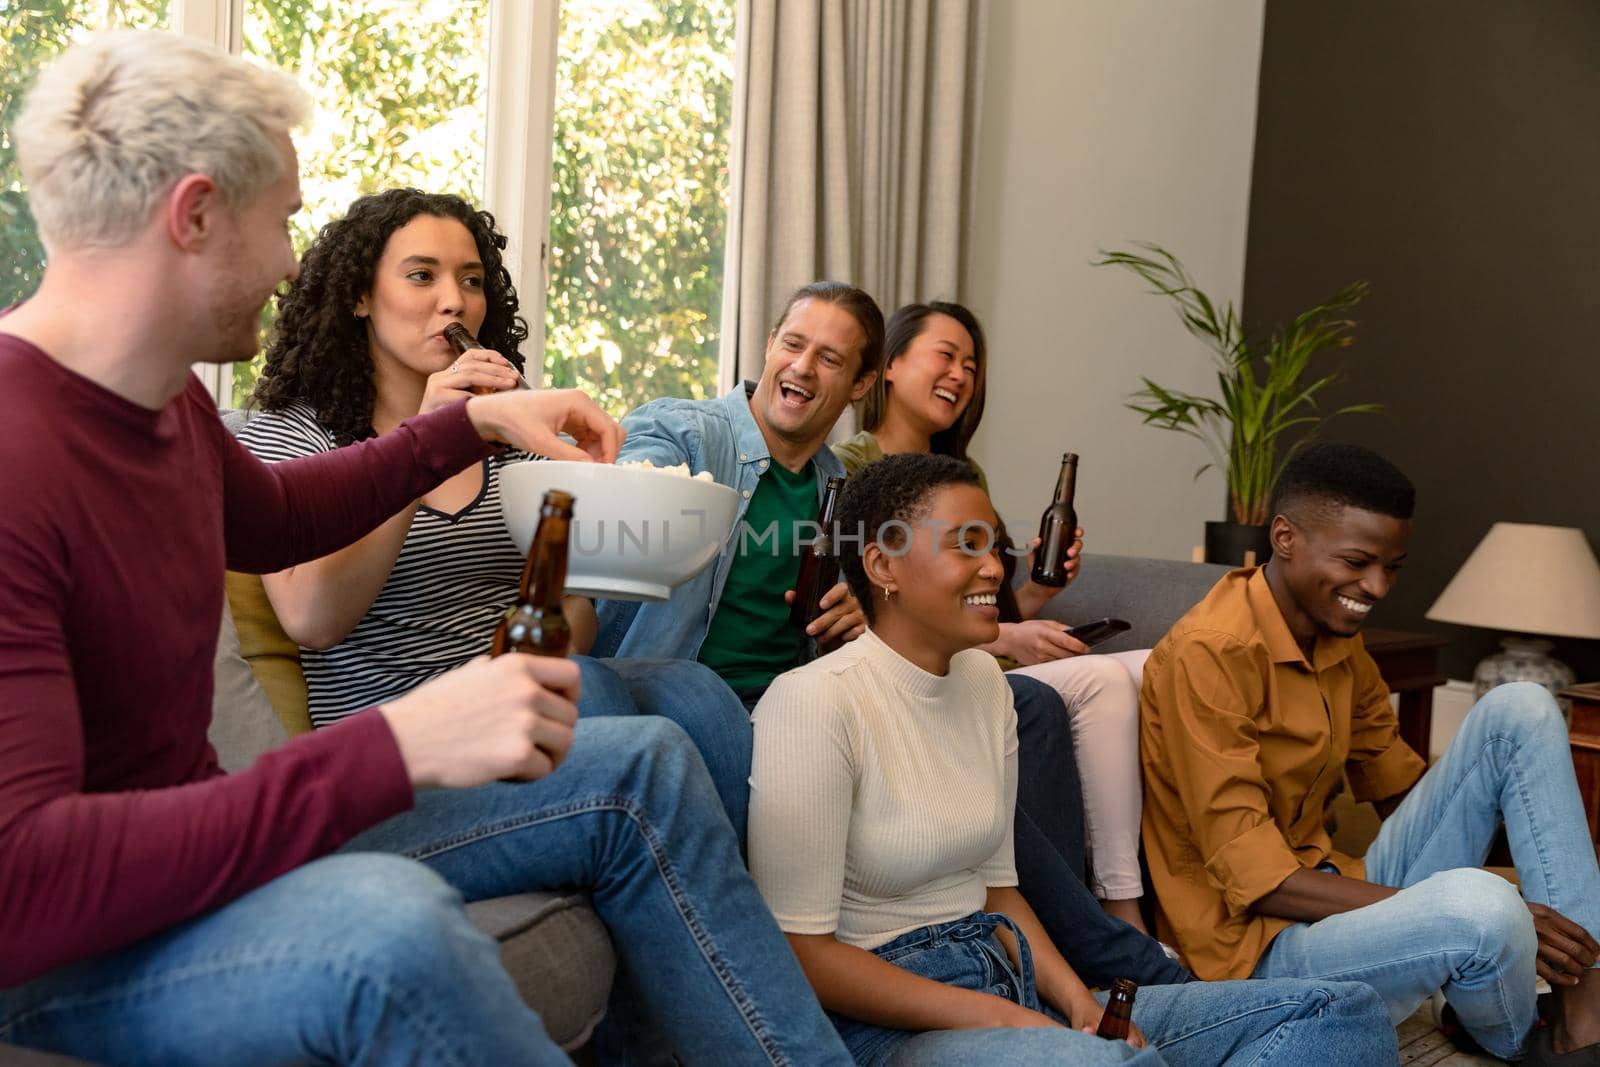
[499,460,739,602]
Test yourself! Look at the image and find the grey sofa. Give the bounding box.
[1033,552,1231,654]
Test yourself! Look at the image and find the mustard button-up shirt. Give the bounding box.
[1139,567,1427,980]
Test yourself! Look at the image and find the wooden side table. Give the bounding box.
[1363,628,1450,757]
[1560,682,1600,848]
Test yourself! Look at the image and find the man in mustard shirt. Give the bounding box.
[1141,443,1600,1064]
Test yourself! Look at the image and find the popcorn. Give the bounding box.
[618,459,717,482]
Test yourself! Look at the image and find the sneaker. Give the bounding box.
[1431,992,1489,1057]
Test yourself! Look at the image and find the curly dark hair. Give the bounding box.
[251,188,529,444]
[837,452,985,624]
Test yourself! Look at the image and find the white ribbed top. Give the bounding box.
[748,628,1018,950]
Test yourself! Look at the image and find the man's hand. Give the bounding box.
[422,346,521,414]
[380,654,581,789]
[1000,619,1090,665]
[808,581,865,644]
[1528,902,1600,986]
[465,388,625,462]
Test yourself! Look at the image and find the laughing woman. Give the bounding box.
[833,301,1152,931]
[238,189,754,840]
[747,453,1396,1065]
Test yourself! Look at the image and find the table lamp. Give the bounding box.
[1425,523,1600,703]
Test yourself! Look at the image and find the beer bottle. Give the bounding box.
[492,489,574,658]
[790,476,846,646]
[444,322,497,396]
[1096,978,1137,1040]
[1030,452,1079,587]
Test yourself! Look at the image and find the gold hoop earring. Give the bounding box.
[881,585,895,601]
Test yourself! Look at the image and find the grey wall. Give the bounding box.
[1244,0,1600,681]
[967,0,1266,562]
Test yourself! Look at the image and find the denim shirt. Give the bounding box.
[592,383,846,661]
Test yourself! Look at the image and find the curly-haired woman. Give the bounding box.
[748,452,1398,1065]
[238,189,755,841]
[832,301,1153,933]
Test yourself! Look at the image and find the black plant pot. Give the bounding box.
[1204,521,1272,567]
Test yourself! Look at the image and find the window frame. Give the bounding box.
[169,0,558,407]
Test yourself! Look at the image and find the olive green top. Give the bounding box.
[830,430,990,491]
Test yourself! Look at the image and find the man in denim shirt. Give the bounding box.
[595,280,1188,988]
[594,281,878,697]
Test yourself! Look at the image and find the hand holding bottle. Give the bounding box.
[423,349,521,412]
[380,654,581,787]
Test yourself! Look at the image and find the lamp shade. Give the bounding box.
[1425,523,1600,640]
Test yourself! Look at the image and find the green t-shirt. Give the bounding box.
[698,461,819,692]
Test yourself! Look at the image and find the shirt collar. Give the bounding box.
[722,380,847,483]
[720,381,772,464]
[1244,566,1358,671]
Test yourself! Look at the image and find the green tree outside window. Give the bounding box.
[1,1,170,310]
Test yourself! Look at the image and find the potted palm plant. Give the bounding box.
[1095,244,1381,565]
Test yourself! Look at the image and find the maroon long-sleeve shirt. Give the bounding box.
[0,334,493,986]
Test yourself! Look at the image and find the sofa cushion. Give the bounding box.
[1034,552,1232,653]
[224,570,312,737]
[467,893,617,1050]
[209,596,289,771]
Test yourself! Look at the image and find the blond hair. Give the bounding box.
[15,30,311,251]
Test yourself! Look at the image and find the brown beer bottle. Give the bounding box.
[790,476,846,645]
[492,490,574,658]
[1096,978,1136,1040]
[444,322,497,396]
[1030,452,1079,587]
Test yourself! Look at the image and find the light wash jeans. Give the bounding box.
[576,655,753,841]
[833,911,1395,1065]
[1,717,848,1066]
[0,853,568,1065]
[1253,682,1600,1060]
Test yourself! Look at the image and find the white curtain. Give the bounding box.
[719,0,990,392]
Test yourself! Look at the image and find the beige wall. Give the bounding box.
[967,0,1265,561]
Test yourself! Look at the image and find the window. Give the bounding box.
[232,0,490,405]
[1,0,170,310]
[1,0,735,416]
[545,0,734,416]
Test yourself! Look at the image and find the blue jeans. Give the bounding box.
[835,912,1395,1065]
[1009,673,1190,988]
[576,655,753,842]
[348,715,849,1066]
[1253,682,1600,1060]
[2,717,848,1066]
[572,657,761,1063]
[0,853,572,1065]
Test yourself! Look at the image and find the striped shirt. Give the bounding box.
[237,402,537,727]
